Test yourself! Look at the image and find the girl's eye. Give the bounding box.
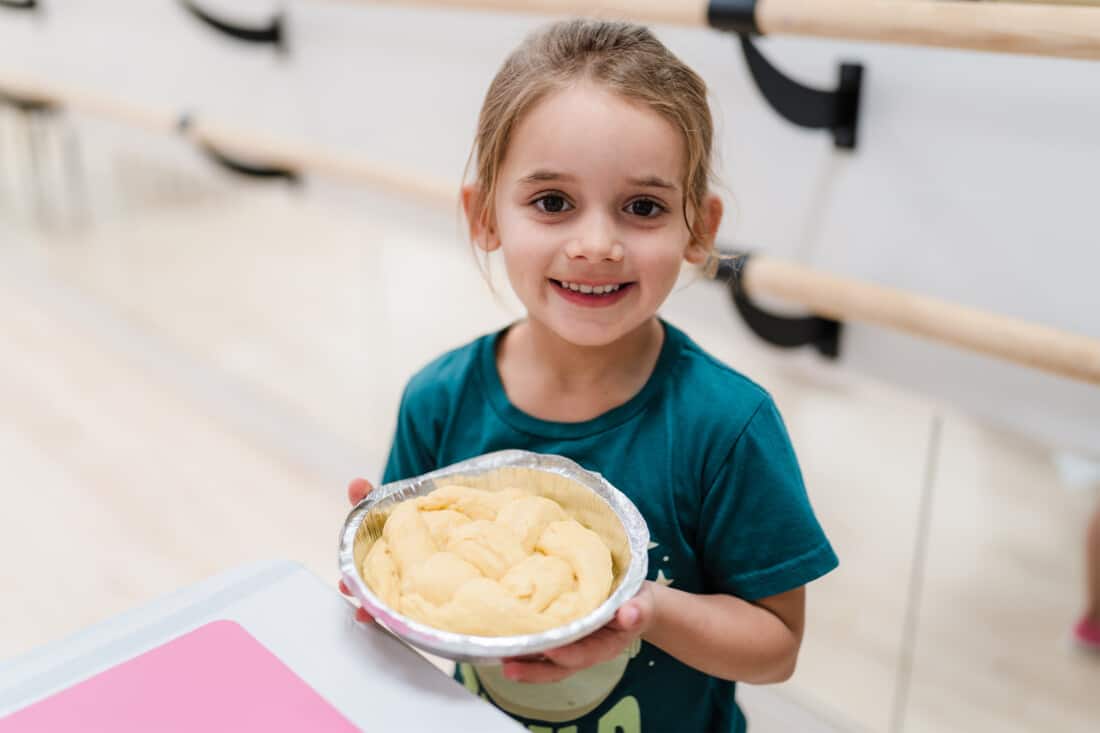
[534,194,572,214]
[626,198,664,218]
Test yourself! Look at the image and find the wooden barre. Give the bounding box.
[756,0,1100,61]
[742,255,1100,385]
[335,0,1100,61]
[2,70,1098,385]
[0,71,457,208]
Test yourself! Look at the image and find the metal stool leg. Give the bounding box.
[62,121,88,229]
[889,414,943,733]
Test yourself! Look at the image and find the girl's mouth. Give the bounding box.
[549,279,635,308]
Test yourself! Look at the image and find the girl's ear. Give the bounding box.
[461,183,500,252]
[685,194,724,265]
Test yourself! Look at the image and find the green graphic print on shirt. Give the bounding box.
[381,321,839,733]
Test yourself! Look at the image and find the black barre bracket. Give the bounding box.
[180,0,285,53]
[714,250,842,359]
[707,0,758,34]
[199,144,300,184]
[0,0,38,11]
[0,87,58,114]
[708,0,863,150]
[177,113,300,185]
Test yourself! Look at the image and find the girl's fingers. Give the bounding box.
[347,477,374,505]
[343,478,375,622]
[338,579,370,620]
[607,601,642,631]
[503,635,622,681]
[542,628,625,669]
[502,659,573,684]
[341,478,375,623]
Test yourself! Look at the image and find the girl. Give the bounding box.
[343,18,837,733]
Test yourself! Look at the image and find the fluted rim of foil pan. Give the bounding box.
[338,449,649,664]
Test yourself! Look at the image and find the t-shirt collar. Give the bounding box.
[477,319,685,440]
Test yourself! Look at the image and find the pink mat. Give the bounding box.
[0,620,358,732]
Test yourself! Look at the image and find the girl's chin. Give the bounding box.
[538,315,648,348]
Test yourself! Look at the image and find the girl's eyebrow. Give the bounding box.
[519,170,677,190]
[628,175,678,191]
[519,169,575,184]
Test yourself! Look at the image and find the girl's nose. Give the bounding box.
[564,215,624,263]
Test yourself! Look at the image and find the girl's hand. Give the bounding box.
[501,582,658,684]
[338,478,375,623]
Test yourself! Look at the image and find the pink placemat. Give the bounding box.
[0,620,359,732]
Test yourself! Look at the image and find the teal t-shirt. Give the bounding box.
[382,320,838,733]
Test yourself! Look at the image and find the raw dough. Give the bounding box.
[361,485,614,636]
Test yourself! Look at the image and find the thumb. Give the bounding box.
[347,478,375,506]
[614,601,642,631]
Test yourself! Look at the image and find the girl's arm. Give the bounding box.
[501,581,805,685]
[643,583,804,684]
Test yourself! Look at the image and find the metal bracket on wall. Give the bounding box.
[708,0,863,150]
[0,88,57,116]
[199,144,300,184]
[715,250,843,358]
[179,0,285,54]
[177,113,300,185]
[0,0,38,11]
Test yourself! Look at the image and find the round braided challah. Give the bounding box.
[362,484,613,636]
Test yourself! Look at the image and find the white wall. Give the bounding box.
[1,0,1097,455]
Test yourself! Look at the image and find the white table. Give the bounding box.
[0,560,521,731]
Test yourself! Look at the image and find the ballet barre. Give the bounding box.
[0,71,456,208]
[718,253,1100,386]
[337,0,1100,61]
[2,69,1098,386]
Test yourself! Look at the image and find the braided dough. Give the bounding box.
[361,485,614,636]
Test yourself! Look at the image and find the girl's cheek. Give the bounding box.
[639,246,684,270]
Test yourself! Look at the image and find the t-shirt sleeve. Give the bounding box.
[698,397,838,601]
[380,381,438,485]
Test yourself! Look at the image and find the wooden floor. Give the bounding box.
[2,185,1098,732]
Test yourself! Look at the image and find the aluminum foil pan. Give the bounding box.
[338,449,649,664]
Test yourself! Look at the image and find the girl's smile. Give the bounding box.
[549,279,636,308]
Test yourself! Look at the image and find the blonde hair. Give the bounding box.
[466,18,716,250]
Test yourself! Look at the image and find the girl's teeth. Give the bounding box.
[559,281,622,295]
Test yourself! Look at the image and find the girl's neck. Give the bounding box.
[497,317,665,422]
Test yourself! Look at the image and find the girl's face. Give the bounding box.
[468,82,720,348]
